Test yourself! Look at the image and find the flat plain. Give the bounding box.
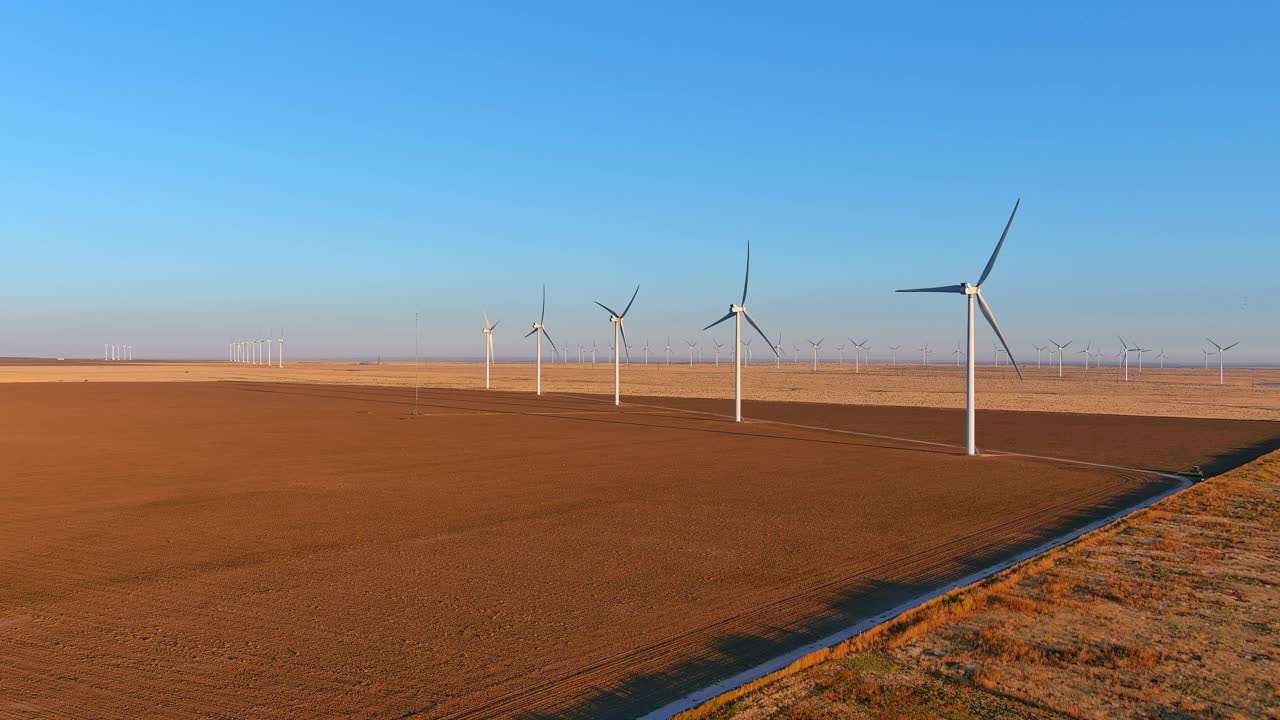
[2,365,1277,718]
[2,359,1277,421]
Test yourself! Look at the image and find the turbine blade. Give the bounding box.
[1223,341,1239,351]
[490,320,500,331]
[977,293,1023,380]
[594,301,620,317]
[620,285,639,318]
[540,285,546,324]
[525,328,537,338]
[741,242,750,306]
[896,284,966,294]
[1206,337,1222,350]
[977,198,1019,287]
[483,309,490,328]
[743,310,779,356]
[619,322,630,360]
[702,310,734,331]
[542,329,558,355]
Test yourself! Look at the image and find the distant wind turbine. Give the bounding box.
[711,338,725,367]
[888,344,900,366]
[849,339,870,373]
[702,242,779,422]
[594,285,639,406]
[665,336,672,366]
[1049,339,1072,378]
[1156,347,1168,369]
[1117,336,1138,382]
[642,338,651,364]
[1206,338,1239,385]
[1077,341,1092,369]
[1200,347,1215,369]
[523,285,559,396]
[482,311,499,389]
[685,339,697,366]
[806,338,823,371]
[896,199,1022,456]
[1033,344,1047,368]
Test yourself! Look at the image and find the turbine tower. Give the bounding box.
[594,285,639,406]
[482,311,499,389]
[523,285,558,396]
[806,338,823,371]
[702,242,780,422]
[1049,339,1072,378]
[642,338,651,365]
[1117,336,1139,382]
[1206,338,1239,385]
[897,199,1022,456]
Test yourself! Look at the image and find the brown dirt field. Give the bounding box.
[2,359,1277,421]
[698,449,1280,720]
[2,382,1276,718]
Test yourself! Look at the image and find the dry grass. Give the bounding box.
[2,360,1278,420]
[687,449,1280,720]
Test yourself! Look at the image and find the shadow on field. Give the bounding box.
[414,479,1172,720]
[1200,436,1280,477]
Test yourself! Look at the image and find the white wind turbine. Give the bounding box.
[1135,344,1150,372]
[1200,347,1215,369]
[482,311,500,389]
[888,344,900,366]
[836,342,846,365]
[685,339,697,365]
[702,242,780,422]
[917,344,930,366]
[773,333,783,368]
[1206,338,1239,385]
[743,337,753,362]
[711,338,725,367]
[991,340,1002,367]
[1049,339,1072,378]
[523,285,559,396]
[954,342,964,366]
[791,343,800,364]
[1117,336,1139,382]
[591,340,598,366]
[897,199,1023,456]
[848,338,870,373]
[806,338,823,371]
[1033,343,1047,368]
[665,336,672,366]
[276,329,284,368]
[1156,347,1168,369]
[594,285,640,406]
[642,338,651,364]
[1077,341,1092,369]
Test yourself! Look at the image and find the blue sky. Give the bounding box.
[1,2,1276,363]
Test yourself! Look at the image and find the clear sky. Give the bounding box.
[2,2,1276,364]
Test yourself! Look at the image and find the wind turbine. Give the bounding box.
[642,338,651,364]
[1200,347,1216,369]
[888,344,900,366]
[743,337,753,362]
[992,340,1002,367]
[773,332,783,368]
[896,199,1022,456]
[806,338,823,371]
[523,285,558,396]
[1156,347,1168,369]
[848,338,870,373]
[577,343,584,364]
[1206,338,1239,385]
[711,338,724,367]
[276,329,284,368]
[1033,344,1047,368]
[954,342,964,366]
[482,311,499,389]
[1077,341,1092,369]
[917,344,930,366]
[837,343,846,365]
[685,339,697,366]
[591,340,598,366]
[791,344,800,364]
[1135,344,1150,372]
[594,285,639,406]
[1117,336,1138,382]
[665,337,672,366]
[1049,339,1072,378]
[702,242,779,422]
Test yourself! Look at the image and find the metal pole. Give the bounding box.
[734,312,742,422]
[966,294,976,456]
